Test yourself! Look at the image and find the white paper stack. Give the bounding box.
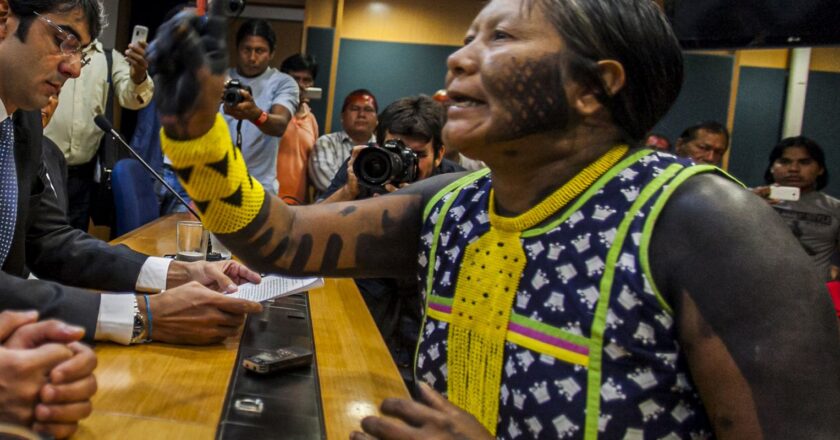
[229,275,324,302]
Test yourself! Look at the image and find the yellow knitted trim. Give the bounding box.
[449,228,525,435]
[446,144,627,434]
[490,145,628,232]
[159,113,265,234]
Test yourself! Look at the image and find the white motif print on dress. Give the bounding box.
[554,377,582,402]
[564,321,583,336]
[633,322,656,345]
[557,263,578,284]
[515,350,536,372]
[567,210,585,227]
[512,389,527,410]
[540,353,556,365]
[598,413,612,432]
[606,309,624,330]
[545,291,565,312]
[572,233,592,253]
[639,153,661,165]
[671,373,692,393]
[628,367,658,390]
[639,399,665,422]
[525,241,545,259]
[577,286,600,310]
[516,291,531,309]
[421,231,434,246]
[439,271,452,287]
[623,427,644,440]
[598,228,617,246]
[457,220,473,236]
[505,356,517,378]
[604,339,631,360]
[618,252,637,273]
[592,204,617,221]
[439,231,451,247]
[525,417,543,437]
[655,312,674,330]
[501,383,510,405]
[547,242,565,260]
[619,167,639,181]
[671,400,694,423]
[530,270,549,290]
[476,210,489,225]
[444,246,460,262]
[507,419,522,439]
[428,343,441,361]
[552,414,580,439]
[621,185,640,202]
[601,377,627,402]
[428,210,440,226]
[422,371,436,387]
[631,231,642,246]
[471,189,485,203]
[586,256,605,277]
[529,380,551,404]
[656,352,678,369]
[448,205,466,220]
[618,286,643,310]
[417,253,428,268]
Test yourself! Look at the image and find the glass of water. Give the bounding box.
[176,221,208,261]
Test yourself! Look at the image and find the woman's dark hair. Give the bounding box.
[9,0,105,42]
[280,53,318,79]
[764,136,829,190]
[531,0,684,142]
[235,18,276,52]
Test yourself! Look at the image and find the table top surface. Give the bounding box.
[74,213,409,439]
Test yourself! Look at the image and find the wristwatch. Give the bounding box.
[130,296,149,344]
[252,110,269,127]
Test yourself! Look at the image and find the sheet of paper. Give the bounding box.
[229,275,324,302]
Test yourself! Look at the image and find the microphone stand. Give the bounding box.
[94,115,224,259]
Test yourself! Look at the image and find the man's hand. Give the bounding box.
[0,344,74,429]
[125,41,149,84]
[32,342,97,439]
[750,186,781,205]
[223,89,262,122]
[343,146,365,200]
[351,383,492,440]
[145,282,263,345]
[167,260,262,293]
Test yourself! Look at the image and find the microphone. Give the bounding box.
[94,115,201,220]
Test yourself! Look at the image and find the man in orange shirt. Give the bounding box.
[277,54,319,204]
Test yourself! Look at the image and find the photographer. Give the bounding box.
[752,136,840,282]
[318,96,464,203]
[222,19,298,193]
[318,96,463,376]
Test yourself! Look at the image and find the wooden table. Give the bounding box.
[74,214,409,439]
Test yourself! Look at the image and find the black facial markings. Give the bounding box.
[289,234,313,272]
[319,234,344,272]
[339,205,358,217]
[483,52,571,142]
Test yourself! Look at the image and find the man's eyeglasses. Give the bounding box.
[33,12,90,67]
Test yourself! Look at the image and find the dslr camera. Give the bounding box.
[353,139,419,189]
[223,79,252,106]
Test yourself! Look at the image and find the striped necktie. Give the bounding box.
[0,117,17,267]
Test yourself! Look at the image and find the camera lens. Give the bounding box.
[356,149,392,185]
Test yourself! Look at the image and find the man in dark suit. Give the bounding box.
[0,2,262,344]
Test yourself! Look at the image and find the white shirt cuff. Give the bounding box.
[95,294,135,345]
[136,257,172,292]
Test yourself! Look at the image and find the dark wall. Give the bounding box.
[652,53,733,146]
[329,39,456,133]
[727,67,788,187]
[802,71,840,198]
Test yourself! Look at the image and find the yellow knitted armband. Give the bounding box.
[159,113,265,233]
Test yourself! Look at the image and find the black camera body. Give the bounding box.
[223,79,252,106]
[353,140,419,189]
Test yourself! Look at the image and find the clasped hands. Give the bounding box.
[0,310,96,439]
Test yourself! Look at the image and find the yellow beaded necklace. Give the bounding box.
[446,144,628,434]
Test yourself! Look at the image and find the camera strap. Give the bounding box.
[235,120,244,150]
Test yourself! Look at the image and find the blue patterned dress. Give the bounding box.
[415,150,718,439]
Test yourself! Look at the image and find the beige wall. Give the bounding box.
[341,0,482,45]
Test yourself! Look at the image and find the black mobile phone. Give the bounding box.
[242,346,313,374]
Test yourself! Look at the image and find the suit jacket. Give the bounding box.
[0,110,148,340]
